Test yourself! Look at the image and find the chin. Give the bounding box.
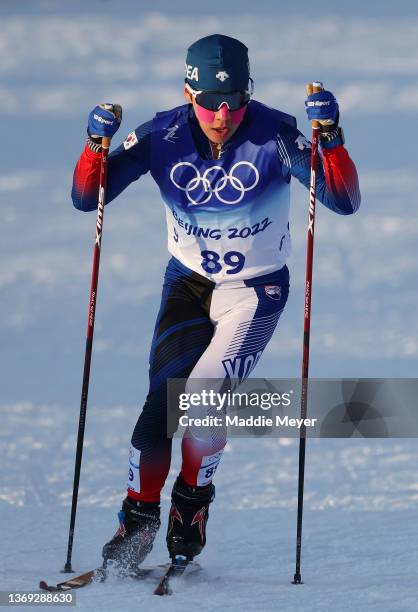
[211,135,225,144]
[209,128,232,144]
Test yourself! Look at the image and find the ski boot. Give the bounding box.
[166,475,215,561]
[102,497,161,574]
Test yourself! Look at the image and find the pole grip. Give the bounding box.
[306,81,324,130]
[102,137,111,149]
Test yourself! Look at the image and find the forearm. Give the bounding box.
[316,145,361,215]
[303,87,360,214]
[277,122,361,216]
[71,122,152,212]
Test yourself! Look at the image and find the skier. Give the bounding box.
[71,34,360,572]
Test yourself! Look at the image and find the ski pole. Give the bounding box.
[292,82,323,585]
[63,136,111,573]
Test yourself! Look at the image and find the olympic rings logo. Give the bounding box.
[170,161,260,206]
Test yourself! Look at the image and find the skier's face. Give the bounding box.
[184,87,245,145]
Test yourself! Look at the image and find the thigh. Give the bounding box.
[189,266,290,382]
[148,259,215,394]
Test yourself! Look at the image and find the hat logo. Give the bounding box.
[216,71,230,82]
[185,64,199,81]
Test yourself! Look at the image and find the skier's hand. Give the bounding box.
[87,103,123,139]
[305,90,338,125]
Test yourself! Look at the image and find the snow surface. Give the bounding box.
[1,401,418,611]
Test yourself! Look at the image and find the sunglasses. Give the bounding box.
[186,81,253,124]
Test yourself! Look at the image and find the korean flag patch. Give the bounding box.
[123,130,138,150]
[265,285,282,300]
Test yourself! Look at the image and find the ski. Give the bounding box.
[39,567,107,592]
[154,556,190,596]
[39,563,165,592]
[40,559,200,594]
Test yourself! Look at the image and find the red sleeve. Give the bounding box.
[321,145,361,214]
[71,144,102,211]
